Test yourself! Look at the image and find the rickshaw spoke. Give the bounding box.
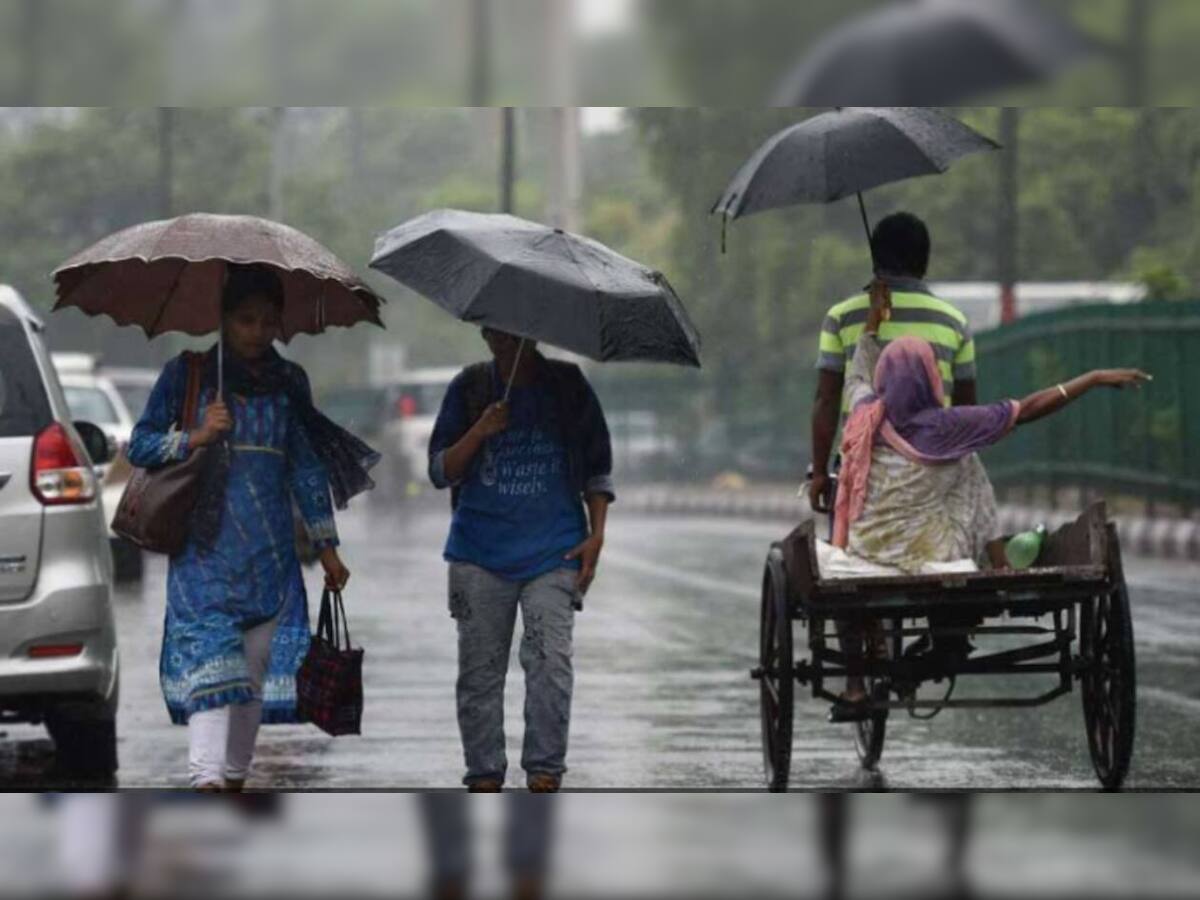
[763,677,780,705]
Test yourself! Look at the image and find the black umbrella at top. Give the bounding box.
[711,107,1000,257]
[770,0,1094,108]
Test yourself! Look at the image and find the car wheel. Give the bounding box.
[45,673,119,785]
[45,705,118,784]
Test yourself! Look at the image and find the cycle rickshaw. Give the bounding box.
[752,502,1135,790]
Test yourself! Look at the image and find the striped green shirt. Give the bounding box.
[816,280,975,411]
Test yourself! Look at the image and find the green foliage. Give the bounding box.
[1127,246,1188,300]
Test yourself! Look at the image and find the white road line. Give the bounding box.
[1140,686,1200,717]
[603,548,760,599]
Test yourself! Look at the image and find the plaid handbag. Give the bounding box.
[296,588,363,736]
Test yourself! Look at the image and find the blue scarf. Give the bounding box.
[190,345,380,551]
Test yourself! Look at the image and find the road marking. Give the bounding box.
[603,548,760,599]
[1140,686,1200,717]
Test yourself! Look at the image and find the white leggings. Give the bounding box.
[187,613,279,787]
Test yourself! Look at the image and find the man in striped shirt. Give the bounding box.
[809,212,978,512]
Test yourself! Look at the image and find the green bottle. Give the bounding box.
[1005,524,1047,570]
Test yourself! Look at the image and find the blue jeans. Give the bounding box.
[448,562,578,786]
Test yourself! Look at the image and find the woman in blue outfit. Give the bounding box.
[127,264,376,790]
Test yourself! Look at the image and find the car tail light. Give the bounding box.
[30,423,97,506]
[29,643,84,659]
[397,394,418,418]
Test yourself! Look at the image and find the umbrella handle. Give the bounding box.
[857,192,876,270]
[218,264,229,400]
[502,337,527,404]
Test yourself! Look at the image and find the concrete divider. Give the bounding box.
[619,485,1200,562]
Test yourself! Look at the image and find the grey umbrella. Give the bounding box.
[770,0,1093,107]
[370,210,702,390]
[712,107,1000,254]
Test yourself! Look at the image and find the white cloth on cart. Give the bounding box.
[816,539,978,580]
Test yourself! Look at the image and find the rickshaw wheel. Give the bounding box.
[760,549,793,792]
[854,679,889,770]
[1081,532,1136,791]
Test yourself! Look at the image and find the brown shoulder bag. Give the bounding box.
[112,353,210,556]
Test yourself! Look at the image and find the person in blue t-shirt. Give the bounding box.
[428,327,614,792]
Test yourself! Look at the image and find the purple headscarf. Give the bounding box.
[834,336,1019,548]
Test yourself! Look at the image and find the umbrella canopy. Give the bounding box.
[53,213,385,341]
[713,107,1000,226]
[370,209,702,368]
[771,0,1093,107]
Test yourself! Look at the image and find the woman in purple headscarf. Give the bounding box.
[829,279,1148,712]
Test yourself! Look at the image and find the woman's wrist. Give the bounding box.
[1071,373,1097,396]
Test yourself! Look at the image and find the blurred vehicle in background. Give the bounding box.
[319,384,412,506]
[688,419,805,485]
[96,366,157,424]
[0,287,119,782]
[51,354,143,583]
[384,367,457,499]
[608,409,680,482]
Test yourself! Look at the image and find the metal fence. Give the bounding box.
[976,301,1200,510]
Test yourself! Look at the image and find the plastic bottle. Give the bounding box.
[1005,524,1047,570]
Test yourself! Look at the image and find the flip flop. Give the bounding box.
[828,697,872,723]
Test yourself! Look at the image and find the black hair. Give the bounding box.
[870,212,931,279]
[221,263,285,315]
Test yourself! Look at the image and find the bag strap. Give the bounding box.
[451,362,494,512]
[332,589,352,649]
[316,588,335,644]
[318,587,353,649]
[461,362,493,430]
[179,352,205,430]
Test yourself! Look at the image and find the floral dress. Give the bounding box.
[127,352,338,724]
[843,334,999,574]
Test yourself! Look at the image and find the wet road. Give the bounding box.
[3,502,1199,789]
[4,793,1200,896]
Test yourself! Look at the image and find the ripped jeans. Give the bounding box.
[448,562,577,787]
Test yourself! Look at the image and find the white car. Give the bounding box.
[51,355,143,582]
[97,366,158,425]
[0,286,120,782]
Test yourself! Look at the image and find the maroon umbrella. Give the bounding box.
[53,213,385,389]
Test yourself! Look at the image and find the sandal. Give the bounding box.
[828,695,871,723]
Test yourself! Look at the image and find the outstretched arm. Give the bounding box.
[1017,369,1151,425]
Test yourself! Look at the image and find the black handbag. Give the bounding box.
[296,589,364,737]
[112,352,209,556]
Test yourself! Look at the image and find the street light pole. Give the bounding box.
[20,0,41,103]
[469,0,491,107]
[158,107,175,219]
[998,108,1020,325]
[500,108,516,214]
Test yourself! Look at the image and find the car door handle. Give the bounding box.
[0,472,10,492]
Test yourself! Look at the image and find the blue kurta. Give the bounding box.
[127,352,339,725]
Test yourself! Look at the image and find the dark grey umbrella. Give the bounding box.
[370,209,701,378]
[712,107,1000,253]
[771,0,1093,107]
